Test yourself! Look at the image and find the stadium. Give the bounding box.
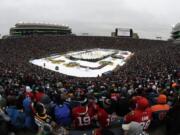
[172,23,180,43]
[0,33,179,135]
[9,22,72,37]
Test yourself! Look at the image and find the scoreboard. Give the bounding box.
[115,28,133,37]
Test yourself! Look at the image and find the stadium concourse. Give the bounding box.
[0,36,179,135]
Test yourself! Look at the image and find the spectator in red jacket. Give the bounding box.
[124,97,152,130]
[34,87,45,102]
[72,98,95,129]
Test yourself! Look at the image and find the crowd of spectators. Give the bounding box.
[0,36,179,135]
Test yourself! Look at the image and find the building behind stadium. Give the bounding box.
[8,22,72,37]
[171,23,180,43]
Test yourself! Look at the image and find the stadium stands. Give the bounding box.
[0,36,179,135]
[9,22,72,37]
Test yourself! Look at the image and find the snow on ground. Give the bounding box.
[30,49,133,77]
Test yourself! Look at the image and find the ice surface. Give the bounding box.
[30,49,132,77]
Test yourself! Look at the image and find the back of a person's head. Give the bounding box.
[103,98,112,108]
[136,97,149,110]
[80,97,88,106]
[37,86,44,93]
[35,102,46,115]
[7,95,16,106]
[40,94,51,105]
[157,94,167,104]
[54,94,64,105]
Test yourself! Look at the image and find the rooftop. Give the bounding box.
[13,22,70,29]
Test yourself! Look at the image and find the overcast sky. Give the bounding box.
[0,0,180,39]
